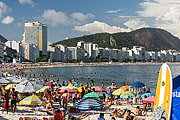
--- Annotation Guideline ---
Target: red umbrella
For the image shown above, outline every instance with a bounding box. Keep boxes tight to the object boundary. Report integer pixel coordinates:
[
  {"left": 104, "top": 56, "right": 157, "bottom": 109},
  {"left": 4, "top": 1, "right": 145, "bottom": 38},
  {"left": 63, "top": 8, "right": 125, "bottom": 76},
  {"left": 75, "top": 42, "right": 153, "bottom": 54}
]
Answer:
[
  {"left": 59, "top": 88, "right": 75, "bottom": 94},
  {"left": 142, "top": 96, "right": 155, "bottom": 103},
  {"left": 92, "top": 86, "right": 105, "bottom": 92},
  {"left": 105, "top": 86, "right": 118, "bottom": 90}
]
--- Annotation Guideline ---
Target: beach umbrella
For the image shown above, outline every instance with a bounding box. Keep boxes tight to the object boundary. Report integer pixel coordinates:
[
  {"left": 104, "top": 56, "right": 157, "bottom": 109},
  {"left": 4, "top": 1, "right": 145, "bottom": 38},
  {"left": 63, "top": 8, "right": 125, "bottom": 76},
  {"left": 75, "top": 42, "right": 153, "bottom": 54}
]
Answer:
[
  {"left": 78, "top": 86, "right": 85, "bottom": 92},
  {"left": 120, "top": 91, "right": 136, "bottom": 98},
  {"left": 15, "top": 80, "right": 48, "bottom": 93},
  {"left": 83, "top": 92, "right": 103, "bottom": 99},
  {"left": 5, "top": 84, "right": 16, "bottom": 90},
  {"left": 112, "top": 89, "right": 125, "bottom": 95},
  {"left": 120, "top": 86, "right": 130, "bottom": 91},
  {"left": 141, "top": 93, "right": 155, "bottom": 99},
  {"left": 142, "top": 96, "right": 155, "bottom": 103},
  {"left": 67, "top": 86, "right": 78, "bottom": 90},
  {"left": 91, "top": 86, "right": 105, "bottom": 92},
  {"left": 46, "top": 82, "right": 55, "bottom": 86},
  {"left": 59, "top": 86, "right": 66, "bottom": 90},
  {"left": 131, "top": 82, "right": 145, "bottom": 87},
  {"left": 36, "top": 86, "right": 50, "bottom": 93},
  {"left": 76, "top": 97, "right": 104, "bottom": 110},
  {"left": 59, "top": 88, "right": 75, "bottom": 94},
  {"left": 19, "top": 95, "right": 46, "bottom": 105},
  {"left": 0, "top": 77, "right": 15, "bottom": 84},
  {"left": 105, "top": 86, "right": 118, "bottom": 90},
  {"left": 6, "top": 76, "right": 27, "bottom": 83}
]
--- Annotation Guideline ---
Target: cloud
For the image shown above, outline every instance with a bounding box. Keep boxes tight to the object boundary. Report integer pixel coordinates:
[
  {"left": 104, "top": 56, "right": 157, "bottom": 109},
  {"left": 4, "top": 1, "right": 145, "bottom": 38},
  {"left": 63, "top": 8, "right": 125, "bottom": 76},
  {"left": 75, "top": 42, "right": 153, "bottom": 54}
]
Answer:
[
  {"left": 74, "top": 21, "right": 131, "bottom": 34},
  {"left": 124, "top": 18, "right": 149, "bottom": 30},
  {"left": 36, "top": 9, "right": 95, "bottom": 26},
  {"left": 71, "top": 12, "right": 94, "bottom": 22},
  {"left": 0, "top": 1, "right": 11, "bottom": 18},
  {"left": 1, "top": 16, "right": 14, "bottom": 24},
  {"left": 105, "top": 9, "right": 121, "bottom": 13},
  {"left": 118, "top": 16, "right": 136, "bottom": 18},
  {"left": 17, "top": 22, "right": 22, "bottom": 27},
  {"left": 18, "top": 0, "right": 34, "bottom": 7},
  {"left": 137, "top": 0, "right": 180, "bottom": 38}
]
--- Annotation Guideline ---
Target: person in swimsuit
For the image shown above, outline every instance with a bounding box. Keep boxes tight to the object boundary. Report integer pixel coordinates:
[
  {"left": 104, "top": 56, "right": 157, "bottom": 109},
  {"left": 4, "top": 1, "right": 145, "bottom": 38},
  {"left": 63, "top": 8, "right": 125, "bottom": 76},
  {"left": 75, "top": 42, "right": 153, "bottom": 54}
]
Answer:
[
  {"left": 10, "top": 88, "right": 17, "bottom": 113},
  {"left": 2, "top": 90, "right": 10, "bottom": 114}
]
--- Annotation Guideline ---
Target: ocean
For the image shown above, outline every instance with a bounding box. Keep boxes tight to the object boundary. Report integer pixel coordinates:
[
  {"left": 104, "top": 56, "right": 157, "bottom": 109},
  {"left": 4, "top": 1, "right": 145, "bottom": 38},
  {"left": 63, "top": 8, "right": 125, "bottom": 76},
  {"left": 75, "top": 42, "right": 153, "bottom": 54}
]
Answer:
[{"left": 24, "top": 64, "right": 180, "bottom": 94}]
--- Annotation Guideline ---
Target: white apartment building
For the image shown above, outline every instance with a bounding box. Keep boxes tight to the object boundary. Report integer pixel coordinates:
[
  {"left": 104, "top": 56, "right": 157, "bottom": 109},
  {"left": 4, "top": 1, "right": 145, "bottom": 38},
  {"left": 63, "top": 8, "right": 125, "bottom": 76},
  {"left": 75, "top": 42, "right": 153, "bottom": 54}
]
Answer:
[
  {"left": 84, "top": 43, "right": 94, "bottom": 58},
  {"left": 56, "top": 44, "right": 68, "bottom": 60},
  {"left": 67, "top": 47, "right": 85, "bottom": 60},
  {"left": 132, "top": 46, "right": 146, "bottom": 61},
  {"left": 5, "top": 40, "right": 22, "bottom": 57}
]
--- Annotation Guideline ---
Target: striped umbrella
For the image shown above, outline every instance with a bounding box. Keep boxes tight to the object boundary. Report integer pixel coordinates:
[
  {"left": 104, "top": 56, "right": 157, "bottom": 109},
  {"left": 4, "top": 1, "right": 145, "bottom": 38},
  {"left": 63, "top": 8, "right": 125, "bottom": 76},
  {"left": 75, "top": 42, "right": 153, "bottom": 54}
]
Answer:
[
  {"left": 36, "top": 86, "right": 50, "bottom": 93},
  {"left": 76, "top": 97, "right": 104, "bottom": 110},
  {"left": 141, "top": 93, "right": 155, "bottom": 99},
  {"left": 19, "top": 95, "right": 46, "bottom": 105},
  {"left": 59, "top": 88, "right": 75, "bottom": 94},
  {"left": 67, "top": 86, "right": 78, "bottom": 90},
  {"left": 142, "top": 96, "right": 155, "bottom": 103},
  {"left": 91, "top": 86, "right": 105, "bottom": 92},
  {"left": 120, "top": 86, "right": 130, "bottom": 91}
]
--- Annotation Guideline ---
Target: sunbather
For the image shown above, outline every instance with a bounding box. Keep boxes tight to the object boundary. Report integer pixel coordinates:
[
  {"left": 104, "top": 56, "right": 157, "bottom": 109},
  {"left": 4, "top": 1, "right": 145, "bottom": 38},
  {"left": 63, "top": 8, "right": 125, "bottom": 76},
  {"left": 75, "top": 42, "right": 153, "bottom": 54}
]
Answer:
[
  {"left": 112, "top": 108, "right": 126, "bottom": 118},
  {"left": 65, "top": 113, "right": 88, "bottom": 120}
]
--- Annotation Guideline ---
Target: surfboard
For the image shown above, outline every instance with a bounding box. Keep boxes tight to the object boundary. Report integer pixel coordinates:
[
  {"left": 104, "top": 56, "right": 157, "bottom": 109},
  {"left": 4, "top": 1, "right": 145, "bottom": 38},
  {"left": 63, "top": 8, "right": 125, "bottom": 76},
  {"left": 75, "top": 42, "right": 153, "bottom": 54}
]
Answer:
[{"left": 153, "top": 63, "right": 173, "bottom": 120}]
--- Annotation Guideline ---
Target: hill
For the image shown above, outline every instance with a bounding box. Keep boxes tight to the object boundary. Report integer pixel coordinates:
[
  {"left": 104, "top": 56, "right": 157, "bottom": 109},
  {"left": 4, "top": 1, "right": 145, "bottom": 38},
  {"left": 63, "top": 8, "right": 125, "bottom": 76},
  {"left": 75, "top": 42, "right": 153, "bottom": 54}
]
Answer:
[{"left": 52, "top": 28, "right": 180, "bottom": 51}]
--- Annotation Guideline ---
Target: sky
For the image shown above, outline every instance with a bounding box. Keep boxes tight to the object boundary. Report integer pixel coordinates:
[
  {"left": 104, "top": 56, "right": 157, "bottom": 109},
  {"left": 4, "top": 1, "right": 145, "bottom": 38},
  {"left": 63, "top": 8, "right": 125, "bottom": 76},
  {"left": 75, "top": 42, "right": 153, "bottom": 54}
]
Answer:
[{"left": 0, "top": 0, "right": 180, "bottom": 43}]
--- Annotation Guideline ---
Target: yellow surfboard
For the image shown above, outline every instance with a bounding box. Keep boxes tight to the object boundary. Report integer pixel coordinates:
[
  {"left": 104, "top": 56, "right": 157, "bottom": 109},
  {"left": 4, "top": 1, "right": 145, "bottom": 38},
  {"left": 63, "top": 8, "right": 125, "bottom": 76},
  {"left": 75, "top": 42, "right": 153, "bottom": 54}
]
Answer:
[{"left": 153, "top": 63, "right": 173, "bottom": 120}]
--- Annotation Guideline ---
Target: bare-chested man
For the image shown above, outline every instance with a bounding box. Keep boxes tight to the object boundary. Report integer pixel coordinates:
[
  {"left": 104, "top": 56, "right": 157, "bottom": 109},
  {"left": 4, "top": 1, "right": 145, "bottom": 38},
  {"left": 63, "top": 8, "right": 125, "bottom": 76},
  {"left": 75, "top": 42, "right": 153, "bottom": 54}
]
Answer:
[{"left": 10, "top": 88, "right": 17, "bottom": 113}]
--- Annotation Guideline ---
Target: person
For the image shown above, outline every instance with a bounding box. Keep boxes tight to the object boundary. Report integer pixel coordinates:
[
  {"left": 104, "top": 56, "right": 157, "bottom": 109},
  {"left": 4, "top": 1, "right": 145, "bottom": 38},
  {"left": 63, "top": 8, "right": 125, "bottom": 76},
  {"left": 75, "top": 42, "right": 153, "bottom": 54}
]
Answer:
[
  {"left": 143, "top": 96, "right": 147, "bottom": 115},
  {"left": 98, "top": 113, "right": 105, "bottom": 120},
  {"left": 101, "top": 83, "right": 104, "bottom": 89},
  {"left": 112, "top": 82, "right": 114, "bottom": 86},
  {"left": 65, "top": 113, "right": 88, "bottom": 120},
  {"left": 81, "top": 87, "right": 85, "bottom": 98},
  {"left": 123, "top": 110, "right": 133, "bottom": 120},
  {"left": 10, "top": 88, "right": 17, "bottom": 113},
  {"left": 46, "top": 101, "right": 55, "bottom": 114},
  {"left": 123, "top": 82, "right": 125, "bottom": 86},
  {"left": 135, "top": 106, "right": 142, "bottom": 116},
  {"left": 146, "top": 88, "right": 151, "bottom": 93},
  {"left": 2, "top": 90, "right": 10, "bottom": 114},
  {"left": 106, "top": 87, "right": 111, "bottom": 97},
  {"left": 112, "top": 117, "right": 116, "bottom": 120},
  {"left": 112, "top": 108, "right": 126, "bottom": 118},
  {"left": 62, "top": 90, "right": 68, "bottom": 109}
]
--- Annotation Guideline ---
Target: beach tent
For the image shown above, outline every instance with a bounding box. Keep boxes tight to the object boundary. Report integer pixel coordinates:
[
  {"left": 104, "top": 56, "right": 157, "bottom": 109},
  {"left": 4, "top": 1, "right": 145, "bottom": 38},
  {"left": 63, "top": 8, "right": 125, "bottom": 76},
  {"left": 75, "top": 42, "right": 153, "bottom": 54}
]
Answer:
[
  {"left": 83, "top": 92, "right": 103, "bottom": 99},
  {"left": 141, "top": 93, "right": 155, "bottom": 99},
  {"left": 19, "top": 95, "right": 46, "bottom": 105},
  {"left": 75, "top": 97, "right": 104, "bottom": 110}
]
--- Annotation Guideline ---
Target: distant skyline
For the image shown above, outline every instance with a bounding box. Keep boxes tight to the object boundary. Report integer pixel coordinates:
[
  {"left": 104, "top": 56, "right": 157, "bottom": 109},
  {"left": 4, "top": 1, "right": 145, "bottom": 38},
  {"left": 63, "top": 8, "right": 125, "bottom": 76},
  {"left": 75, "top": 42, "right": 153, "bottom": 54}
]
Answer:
[{"left": 0, "top": 0, "right": 180, "bottom": 43}]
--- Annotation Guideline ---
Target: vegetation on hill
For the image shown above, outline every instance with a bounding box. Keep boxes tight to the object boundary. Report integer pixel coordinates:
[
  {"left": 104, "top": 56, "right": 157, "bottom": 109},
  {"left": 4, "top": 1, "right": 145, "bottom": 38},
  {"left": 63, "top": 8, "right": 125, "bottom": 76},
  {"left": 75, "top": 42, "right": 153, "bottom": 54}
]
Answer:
[{"left": 52, "top": 28, "right": 180, "bottom": 51}]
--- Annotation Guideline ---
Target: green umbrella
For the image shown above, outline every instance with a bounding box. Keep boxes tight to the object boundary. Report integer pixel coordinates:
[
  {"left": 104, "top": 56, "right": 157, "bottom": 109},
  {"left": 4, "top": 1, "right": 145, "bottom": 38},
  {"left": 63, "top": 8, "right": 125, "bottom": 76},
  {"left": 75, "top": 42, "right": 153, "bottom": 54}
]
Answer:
[{"left": 83, "top": 92, "right": 103, "bottom": 99}]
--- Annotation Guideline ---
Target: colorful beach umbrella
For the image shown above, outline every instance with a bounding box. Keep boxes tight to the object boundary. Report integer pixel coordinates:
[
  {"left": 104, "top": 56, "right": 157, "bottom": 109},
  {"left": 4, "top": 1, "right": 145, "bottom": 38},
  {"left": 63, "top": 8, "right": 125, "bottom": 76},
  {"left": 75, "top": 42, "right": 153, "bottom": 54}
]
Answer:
[
  {"left": 120, "top": 91, "right": 136, "bottom": 98},
  {"left": 67, "top": 86, "right": 78, "bottom": 90},
  {"left": 19, "top": 95, "right": 46, "bottom": 105},
  {"left": 59, "top": 88, "right": 75, "bottom": 94},
  {"left": 91, "top": 86, "right": 105, "bottom": 92},
  {"left": 46, "top": 82, "right": 55, "bottom": 86},
  {"left": 112, "top": 89, "right": 125, "bottom": 95},
  {"left": 131, "top": 82, "right": 145, "bottom": 87},
  {"left": 142, "top": 96, "right": 155, "bottom": 103},
  {"left": 105, "top": 86, "right": 118, "bottom": 90},
  {"left": 5, "top": 84, "right": 16, "bottom": 90},
  {"left": 120, "top": 86, "right": 130, "bottom": 91},
  {"left": 76, "top": 97, "right": 104, "bottom": 110},
  {"left": 83, "top": 92, "right": 103, "bottom": 99},
  {"left": 36, "top": 86, "right": 50, "bottom": 93},
  {"left": 141, "top": 93, "right": 155, "bottom": 99},
  {"left": 77, "top": 86, "right": 85, "bottom": 92},
  {"left": 59, "top": 86, "right": 66, "bottom": 90}
]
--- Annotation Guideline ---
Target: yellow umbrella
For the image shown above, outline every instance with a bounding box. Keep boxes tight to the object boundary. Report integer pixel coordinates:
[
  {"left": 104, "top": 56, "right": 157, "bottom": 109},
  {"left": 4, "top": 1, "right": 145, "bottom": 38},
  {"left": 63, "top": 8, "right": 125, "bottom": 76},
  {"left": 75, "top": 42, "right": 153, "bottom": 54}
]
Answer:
[
  {"left": 5, "top": 84, "right": 16, "bottom": 90},
  {"left": 112, "top": 88, "right": 125, "bottom": 95},
  {"left": 36, "top": 86, "right": 50, "bottom": 93},
  {"left": 19, "top": 95, "right": 46, "bottom": 105},
  {"left": 78, "top": 86, "right": 85, "bottom": 92},
  {"left": 67, "top": 86, "right": 77, "bottom": 90}
]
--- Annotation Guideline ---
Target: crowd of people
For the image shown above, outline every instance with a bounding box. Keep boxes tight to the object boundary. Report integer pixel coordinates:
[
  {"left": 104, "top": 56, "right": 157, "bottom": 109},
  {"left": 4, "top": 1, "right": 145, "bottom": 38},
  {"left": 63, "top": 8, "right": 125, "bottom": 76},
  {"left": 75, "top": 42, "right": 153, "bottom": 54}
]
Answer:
[{"left": 0, "top": 67, "right": 152, "bottom": 120}]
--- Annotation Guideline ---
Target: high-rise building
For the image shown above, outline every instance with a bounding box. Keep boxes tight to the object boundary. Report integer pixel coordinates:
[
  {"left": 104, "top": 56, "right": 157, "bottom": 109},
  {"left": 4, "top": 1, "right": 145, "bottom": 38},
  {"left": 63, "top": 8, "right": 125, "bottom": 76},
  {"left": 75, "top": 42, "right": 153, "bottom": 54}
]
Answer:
[
  {"left": 24, "top": 21, "right": 47, "bottom": 56},
  {"left": 0, "top": 41, "right": 4, "bottom": 62}
]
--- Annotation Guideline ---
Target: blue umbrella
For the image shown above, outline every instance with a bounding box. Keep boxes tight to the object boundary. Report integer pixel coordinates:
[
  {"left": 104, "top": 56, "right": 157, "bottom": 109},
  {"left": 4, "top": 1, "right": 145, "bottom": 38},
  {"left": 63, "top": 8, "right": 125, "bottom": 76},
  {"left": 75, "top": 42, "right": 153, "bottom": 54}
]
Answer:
[
  {"left": 171, "top": 86, "right": 180, "bottom": 120},
  {"left": 173, "top": 75, "right": 180, "bottom": 89},
  {"left": 131, "top": 82, "right": 145, "bottom": 87},
  {"left": 75, "top": 97, "right": 104, "bottom": 110},
  {"left": 141, "top": 93, "right": 155, "bottom": 99}
]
